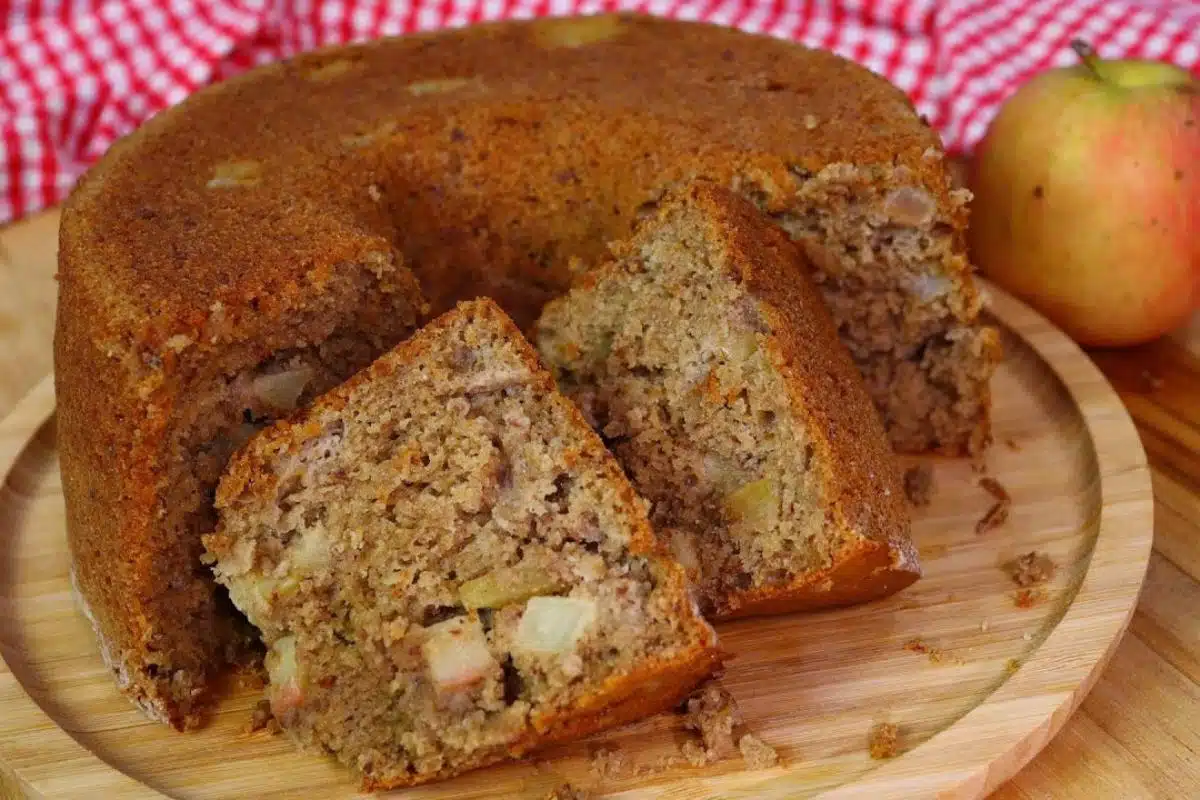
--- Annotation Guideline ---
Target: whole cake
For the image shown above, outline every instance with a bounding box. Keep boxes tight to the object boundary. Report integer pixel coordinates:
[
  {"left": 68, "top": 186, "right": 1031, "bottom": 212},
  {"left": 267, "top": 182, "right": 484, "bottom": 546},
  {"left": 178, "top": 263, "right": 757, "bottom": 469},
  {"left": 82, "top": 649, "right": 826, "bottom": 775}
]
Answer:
[
  {"left": 55, "top": 13, "right": 999, "bottom": 727},
  {"left": 537, "top": 182, "right": 917, "bottom": 617},
  {"left": 206, "top": 299, "right": 719, "bottom": 788}
]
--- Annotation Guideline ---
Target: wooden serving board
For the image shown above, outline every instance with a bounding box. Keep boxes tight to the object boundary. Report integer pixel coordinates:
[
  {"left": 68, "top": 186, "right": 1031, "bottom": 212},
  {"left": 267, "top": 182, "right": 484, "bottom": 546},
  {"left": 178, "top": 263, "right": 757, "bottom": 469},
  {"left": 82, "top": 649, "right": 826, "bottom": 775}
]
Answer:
[{"left": 0, "top": 285, "right": 1153, "bottom": 800}]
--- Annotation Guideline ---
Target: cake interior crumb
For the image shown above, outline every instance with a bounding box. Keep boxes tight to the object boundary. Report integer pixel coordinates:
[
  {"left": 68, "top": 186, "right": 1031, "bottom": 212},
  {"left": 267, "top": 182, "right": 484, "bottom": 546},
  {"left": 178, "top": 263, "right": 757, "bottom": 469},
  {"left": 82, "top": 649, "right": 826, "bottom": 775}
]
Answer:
[{"left": 536, "top": 203, "right": 836, "bottom": 611}]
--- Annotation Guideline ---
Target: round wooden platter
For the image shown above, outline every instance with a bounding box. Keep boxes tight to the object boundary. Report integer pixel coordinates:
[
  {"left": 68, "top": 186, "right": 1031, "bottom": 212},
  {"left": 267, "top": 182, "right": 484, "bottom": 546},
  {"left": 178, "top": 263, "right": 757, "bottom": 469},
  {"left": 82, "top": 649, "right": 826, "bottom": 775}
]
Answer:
[{"left": 0, "top": 285, "right": 1153, "bottom": 800}]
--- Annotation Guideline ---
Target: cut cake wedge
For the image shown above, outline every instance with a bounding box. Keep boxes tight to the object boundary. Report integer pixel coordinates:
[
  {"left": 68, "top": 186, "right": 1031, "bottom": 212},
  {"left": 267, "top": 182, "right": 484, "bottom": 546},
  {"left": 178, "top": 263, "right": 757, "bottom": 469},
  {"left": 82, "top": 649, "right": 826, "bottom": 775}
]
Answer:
[
  {"left": 205, "top": 299, "right": 719, "bottom": 789},
  {"left": 536, "top": 182, "right": 919, "bottom": 619}
]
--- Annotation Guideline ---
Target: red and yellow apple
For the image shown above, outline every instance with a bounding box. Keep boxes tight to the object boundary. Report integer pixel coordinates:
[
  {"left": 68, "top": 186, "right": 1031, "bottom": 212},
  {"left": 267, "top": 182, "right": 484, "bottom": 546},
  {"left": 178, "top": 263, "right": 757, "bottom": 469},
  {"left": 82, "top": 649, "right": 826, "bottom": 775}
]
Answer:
[{"left": 968, "top": 41, "right": 1199, "bottom": 347}]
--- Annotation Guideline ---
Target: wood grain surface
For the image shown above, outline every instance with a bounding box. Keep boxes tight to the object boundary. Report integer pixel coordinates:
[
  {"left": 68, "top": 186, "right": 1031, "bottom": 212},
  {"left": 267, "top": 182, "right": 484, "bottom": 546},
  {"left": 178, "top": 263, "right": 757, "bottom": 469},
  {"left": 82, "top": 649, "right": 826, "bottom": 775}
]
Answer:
[{"left": 0, "top": 210, "right": 1180, "bottom": 799}]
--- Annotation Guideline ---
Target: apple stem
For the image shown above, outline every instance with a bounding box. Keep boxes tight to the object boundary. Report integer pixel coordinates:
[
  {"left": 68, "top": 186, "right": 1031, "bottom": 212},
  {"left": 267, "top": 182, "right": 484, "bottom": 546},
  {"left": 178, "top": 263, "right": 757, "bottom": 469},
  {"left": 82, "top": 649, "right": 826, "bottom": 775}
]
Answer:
[{"left": 1071, "top": 39, "right": 1105, "bottom": 82}]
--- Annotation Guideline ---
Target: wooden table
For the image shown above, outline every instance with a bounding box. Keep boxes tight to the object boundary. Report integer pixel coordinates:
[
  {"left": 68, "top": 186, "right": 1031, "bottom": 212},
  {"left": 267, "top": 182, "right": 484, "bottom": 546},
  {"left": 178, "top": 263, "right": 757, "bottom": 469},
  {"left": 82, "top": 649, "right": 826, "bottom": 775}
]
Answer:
[{"left": 1, "top": 209, "right": 1196, "bottom": 798}]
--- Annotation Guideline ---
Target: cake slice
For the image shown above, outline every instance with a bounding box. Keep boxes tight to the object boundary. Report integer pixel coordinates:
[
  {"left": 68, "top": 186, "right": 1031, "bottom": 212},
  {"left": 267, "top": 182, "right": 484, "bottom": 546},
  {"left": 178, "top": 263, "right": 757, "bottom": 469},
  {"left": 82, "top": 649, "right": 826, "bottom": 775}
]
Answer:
[
  {"left": 204, "top": 299, "right": 719, "bottom": 789},
  {"left": 535, "top": 182, "right": 918, "bottom": 619}
]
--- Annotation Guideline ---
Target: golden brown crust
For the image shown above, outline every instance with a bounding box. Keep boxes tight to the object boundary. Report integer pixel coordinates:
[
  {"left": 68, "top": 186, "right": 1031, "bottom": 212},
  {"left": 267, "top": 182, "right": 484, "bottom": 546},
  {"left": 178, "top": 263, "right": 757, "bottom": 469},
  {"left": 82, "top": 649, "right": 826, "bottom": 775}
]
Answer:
[
  {"left": 60, "top": 13, "right": 950, "bottom": 342},
  {"left": 57, "top": 13, "right": 977, "bottom": 726},
  {"left": 715, "top": 537, "right": 916, "bottom": 618}
]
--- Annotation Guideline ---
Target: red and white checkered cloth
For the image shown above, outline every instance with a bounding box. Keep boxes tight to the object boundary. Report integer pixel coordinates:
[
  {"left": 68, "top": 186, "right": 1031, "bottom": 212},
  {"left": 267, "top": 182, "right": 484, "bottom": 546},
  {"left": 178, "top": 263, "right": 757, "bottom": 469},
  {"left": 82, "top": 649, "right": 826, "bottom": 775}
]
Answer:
[{"left": 2, "top": 0, "right": 1199, "bottom": 224}]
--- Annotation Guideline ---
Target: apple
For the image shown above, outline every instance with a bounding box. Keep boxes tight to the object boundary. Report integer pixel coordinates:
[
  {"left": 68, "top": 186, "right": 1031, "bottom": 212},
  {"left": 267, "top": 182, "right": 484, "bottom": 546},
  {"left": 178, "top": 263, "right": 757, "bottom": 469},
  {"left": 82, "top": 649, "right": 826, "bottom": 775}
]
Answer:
[{"left": 968, "top": 40, "right": 1199, "bottom": 347}]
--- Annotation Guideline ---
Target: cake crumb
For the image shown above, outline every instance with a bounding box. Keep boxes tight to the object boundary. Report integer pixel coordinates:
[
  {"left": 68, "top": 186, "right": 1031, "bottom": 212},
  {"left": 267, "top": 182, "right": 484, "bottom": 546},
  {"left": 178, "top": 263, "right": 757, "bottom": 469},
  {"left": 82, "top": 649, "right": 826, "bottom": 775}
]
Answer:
[
  {"left": 975, "top": 477, "right": 1012, "bottom": 534},
  {"left": 683, "top": 682, "right": 742, "bottom": 760},
  {"left": 868, "top": 722, "right": 899, "bottom": 760},
  {"left": 738, "top": 733, "right": 780, "bottom": 769},
  {"left": 681, "top": 739, "right": 712, "bottom": 767},
  {"left": 903, "top": 463, "right": 935, "bottom": 507},
  {"left": 1022, "top": 632, "right": 1033, "bottom": 641},
  {"left": 649, "top": 753, "right": 688, "bottom": 773},
  {"left": 803, "top": 113, "right": 819, "bottom": 130},
  {"left": 589, "top": 746, "right": 630, "bottom": 780},
  {"left": 979, "top": 619, "right": 990, "bottom": 633},
  {"left": 545, "top": 783, "right": 591, "bottom": 800},
  {"left": 903, "top": 637, "right": 963, "bottom": 665},
  {"left": 243, "top": 699, "right": 280, "bottom": 735},
  {"left": 1005, "top": 658, "right": 1022, "bottom": 674},
  {"left": 1013, "top": 587, "right": 1047, "bottom": 609},
  {"left": 1003, "top": 551, "right": 1056, "bottom": 587}
]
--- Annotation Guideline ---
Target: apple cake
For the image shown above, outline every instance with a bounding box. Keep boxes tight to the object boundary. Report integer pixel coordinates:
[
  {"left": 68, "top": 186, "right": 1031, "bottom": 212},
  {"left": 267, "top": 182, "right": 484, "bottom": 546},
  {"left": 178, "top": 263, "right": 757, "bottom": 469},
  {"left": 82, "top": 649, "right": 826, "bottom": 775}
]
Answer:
[{"left": 56, "top": 13, "right": 996, "bottom": 727}]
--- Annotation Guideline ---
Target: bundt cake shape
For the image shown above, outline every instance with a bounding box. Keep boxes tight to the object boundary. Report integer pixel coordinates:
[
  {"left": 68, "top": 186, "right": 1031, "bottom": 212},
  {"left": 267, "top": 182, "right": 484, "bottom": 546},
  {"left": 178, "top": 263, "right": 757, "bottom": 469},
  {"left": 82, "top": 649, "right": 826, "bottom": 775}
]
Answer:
[{"left": 55, "top": 13, "right": 998, "bottom": 728}]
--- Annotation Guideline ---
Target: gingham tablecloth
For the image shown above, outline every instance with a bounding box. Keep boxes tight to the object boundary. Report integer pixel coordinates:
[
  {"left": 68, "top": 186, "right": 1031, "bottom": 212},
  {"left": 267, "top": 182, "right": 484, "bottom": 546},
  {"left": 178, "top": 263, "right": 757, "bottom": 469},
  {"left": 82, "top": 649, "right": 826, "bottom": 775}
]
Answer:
[{"left": 2, "top": 0, "right": 1198, "bottom": 224}]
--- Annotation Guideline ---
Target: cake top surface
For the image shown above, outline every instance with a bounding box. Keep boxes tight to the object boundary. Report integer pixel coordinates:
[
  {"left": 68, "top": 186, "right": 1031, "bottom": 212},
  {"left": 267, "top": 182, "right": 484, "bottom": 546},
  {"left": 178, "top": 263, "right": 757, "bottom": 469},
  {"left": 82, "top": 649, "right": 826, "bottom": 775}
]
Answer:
[{"left": 59, "top": 13, "right": 941, "bottom": 351}]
